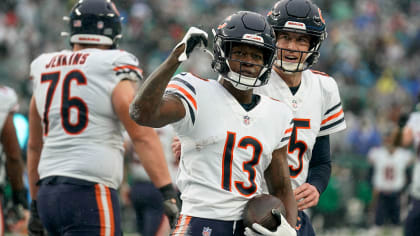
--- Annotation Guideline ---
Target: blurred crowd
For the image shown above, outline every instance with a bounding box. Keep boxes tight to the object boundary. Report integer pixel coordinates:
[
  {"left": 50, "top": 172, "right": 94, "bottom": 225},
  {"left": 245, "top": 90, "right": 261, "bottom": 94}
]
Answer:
[{"left": 0, "top": 0, "right": 419, "bottom": 234}]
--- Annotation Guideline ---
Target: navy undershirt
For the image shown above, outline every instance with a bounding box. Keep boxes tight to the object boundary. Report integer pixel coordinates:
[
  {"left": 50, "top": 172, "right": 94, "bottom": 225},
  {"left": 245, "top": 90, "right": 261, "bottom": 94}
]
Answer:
[
  {"left": 240, "top": 94, "right": 260, "bottom": 111},
  {"left": 307, "top": 135, "right": 331, "bottom": 194},
  {"left": 290, "top": 83, "right": 301, "bottom": 95}
]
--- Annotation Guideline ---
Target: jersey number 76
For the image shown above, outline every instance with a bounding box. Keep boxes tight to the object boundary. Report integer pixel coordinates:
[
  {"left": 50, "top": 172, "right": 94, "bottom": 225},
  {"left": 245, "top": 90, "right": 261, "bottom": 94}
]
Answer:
[{"left": 41, "top": 70, "right": 88, "bottom": 136}]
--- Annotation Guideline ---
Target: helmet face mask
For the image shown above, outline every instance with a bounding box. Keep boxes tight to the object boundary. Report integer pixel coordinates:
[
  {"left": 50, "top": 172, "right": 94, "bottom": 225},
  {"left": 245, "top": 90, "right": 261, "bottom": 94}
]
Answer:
[
  {"left": 212, "top": 11, "right": 277, "bottom": 91},
  {"left": 65, "top": 0, "right": 123, "bottom": 48},
  {"left": 267, "top": 0, "right": 327, "bottom": 73}
]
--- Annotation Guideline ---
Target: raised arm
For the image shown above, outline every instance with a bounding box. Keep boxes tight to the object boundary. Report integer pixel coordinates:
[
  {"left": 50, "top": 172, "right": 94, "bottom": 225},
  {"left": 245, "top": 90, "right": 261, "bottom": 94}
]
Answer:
[
  {"left": 129, "top": 27, "right": 208, "bottom": 128},
  {"left": 129, "top": 45, "right": 185, "bottom": 128}
]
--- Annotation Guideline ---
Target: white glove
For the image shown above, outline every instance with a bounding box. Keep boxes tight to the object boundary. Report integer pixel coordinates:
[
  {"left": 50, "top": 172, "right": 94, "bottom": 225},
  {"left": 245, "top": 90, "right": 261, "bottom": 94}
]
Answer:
[
  {"left": 244, "top": 209, "right": 297, "bottom": 236},
  {"left": 174, "top": 26, "right": 208, "bottom": 62}
]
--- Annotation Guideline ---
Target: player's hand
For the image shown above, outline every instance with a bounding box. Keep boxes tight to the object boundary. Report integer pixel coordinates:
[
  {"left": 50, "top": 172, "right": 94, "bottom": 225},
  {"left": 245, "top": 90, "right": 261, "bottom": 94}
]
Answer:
[
  {"left": 244, "top": 209, "right": 297, "bottom": 236},
  {"left": 171, "top": 136, "right": 181, "bottom": 164},
  {"left": 159, "top": 184, "right": 181, "bottom": 229},
  {"left": 174, "top": 27, "right": 208, "bottom": 62},
  {"left": 294, "top": 183, "right": 320, "bottom": 211},
  {"left": 28, "top": 200, "right": 48, "bottom": 236}
]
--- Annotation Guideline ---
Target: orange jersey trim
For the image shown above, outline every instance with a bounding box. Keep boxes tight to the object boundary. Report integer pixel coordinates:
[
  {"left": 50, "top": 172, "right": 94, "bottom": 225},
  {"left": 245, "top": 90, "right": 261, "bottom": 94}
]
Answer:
[
  {"left": 113, "top": 65, "right": 143, "bottom": 75},
  {"left": 167, "top": 84, "right": 197, "bottom": 110},
  {"left": 321, "top": 109, "right": 343, "bottom": 125}
]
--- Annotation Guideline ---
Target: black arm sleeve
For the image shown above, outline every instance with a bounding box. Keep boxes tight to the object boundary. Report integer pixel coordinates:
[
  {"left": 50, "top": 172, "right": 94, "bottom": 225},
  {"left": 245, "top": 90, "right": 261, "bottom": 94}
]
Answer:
[{"left": 307, "top": 135, "right": 331, "bottom": 195}]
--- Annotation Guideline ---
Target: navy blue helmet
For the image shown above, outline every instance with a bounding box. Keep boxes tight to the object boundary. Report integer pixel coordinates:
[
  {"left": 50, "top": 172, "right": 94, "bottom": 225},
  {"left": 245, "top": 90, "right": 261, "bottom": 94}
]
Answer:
[
  {"left": 212, "top": 11, "right": 277, "bottom": 90},
  {"left": 267, "top": 0, "right": 327, "bottom": 72},
  {"left": 66, "top": 0, "right": 122, "bottom": 48}
]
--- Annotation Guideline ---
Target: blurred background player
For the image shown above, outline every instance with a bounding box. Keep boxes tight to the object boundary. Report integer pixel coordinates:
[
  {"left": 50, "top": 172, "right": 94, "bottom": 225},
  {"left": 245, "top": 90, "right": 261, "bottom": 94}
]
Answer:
[
  {"left": 0, "top": 85, "right": 28, "bottom": 235},
  {"left": 401, "top": 99, "right": 420, "bottom": 236},
  {"left": 258, "top": 1, "right": 347, "bottom": 235},
  {"left": 26, "top": 0, "right": 179, "bottom": 235},
  {"left": 121, "top": 125, "right": 179, "bottom": 236},
  {"left": 367, "top": 125, "right": 414, "bottom": 235},
  {"left": 130, "top": 11, "right": 298, "bottom": 236}
]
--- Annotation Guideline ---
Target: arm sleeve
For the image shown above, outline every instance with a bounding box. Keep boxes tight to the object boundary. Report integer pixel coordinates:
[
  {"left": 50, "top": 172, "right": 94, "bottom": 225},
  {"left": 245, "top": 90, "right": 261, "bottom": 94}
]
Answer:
[
  {"left": 307, "top": 135, "right": 331, "bottom": 195},
  {"left": 112, "top": 51, "right": 144, "bottom": 82},
  {"left": 166, "top": 74, "right": 198, "bottom": 133},
  {"left": 319, "top": 77, "right": 346, "bottom": 136}
]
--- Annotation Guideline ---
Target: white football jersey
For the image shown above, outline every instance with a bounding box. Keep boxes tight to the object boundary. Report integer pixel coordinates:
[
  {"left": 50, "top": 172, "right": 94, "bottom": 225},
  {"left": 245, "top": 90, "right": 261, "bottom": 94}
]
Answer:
[
  {"left": 255, "top": 69, "right": 346, "bottom": 189},
  {"left": 166, "top": 73, "right": 294, "bottom": 221},
  {"left": 368, "top": 146, "right": 413, "bottom": 192},
  {"left": 0, "top": 86, "right": 19, "bottom": 185},
  {"left": 406, "top": 112, "right": 420, "bottom": 198},
  {"left": 30, "top": 48, "right": 143, "bottom": 189}
]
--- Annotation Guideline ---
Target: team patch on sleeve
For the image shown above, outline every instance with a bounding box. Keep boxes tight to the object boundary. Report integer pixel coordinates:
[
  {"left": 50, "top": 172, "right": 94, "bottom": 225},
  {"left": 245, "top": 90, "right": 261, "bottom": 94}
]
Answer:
[
  {"left": 320, "top": 102, "right": 345, "bottom": 132},
  {"left": 166, "top": 77, "right": 197, "bottom": 125},
  {"left": 113, "top": 65, "right": 143, "bottom": 81}
]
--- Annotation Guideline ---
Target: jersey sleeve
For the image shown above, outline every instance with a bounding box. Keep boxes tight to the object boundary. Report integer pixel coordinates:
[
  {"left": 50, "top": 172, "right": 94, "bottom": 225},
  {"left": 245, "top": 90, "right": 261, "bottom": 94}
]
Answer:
[
  {"left": 319, "top": 76, "right": 346, "bottom": 136},
  {"left": 166, "top": 73, "right": 198, "bottom": 133},
  {"left": 0, "top": 86, "right": 19, "bottom": 132},
  {"left": 112, "top": 51, "right": 144, "bottom": 83},
  {"left": 29, "top": 54, "right": 45, "bottom": 92}
]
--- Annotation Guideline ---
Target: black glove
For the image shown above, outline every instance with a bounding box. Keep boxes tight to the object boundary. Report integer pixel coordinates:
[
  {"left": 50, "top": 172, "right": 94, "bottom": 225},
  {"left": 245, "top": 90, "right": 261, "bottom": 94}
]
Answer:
[
  {"left": 12, "top": 188, "right": 28, "bottom": 209},
  {"left": 28, "top": 200, "right": 48, "bottom": 236},
  {"left": 159, "top": 184, "right": 181, "bottom": 228}
]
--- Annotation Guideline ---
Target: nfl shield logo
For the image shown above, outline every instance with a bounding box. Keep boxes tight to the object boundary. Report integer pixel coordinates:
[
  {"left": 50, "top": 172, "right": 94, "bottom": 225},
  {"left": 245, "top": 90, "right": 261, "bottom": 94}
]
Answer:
[
  {"left": 243, "top": 115, "right": 251, "bottom": 125},
  {"left": 202, "top": 227, "right": 212, "bottom": 236}
]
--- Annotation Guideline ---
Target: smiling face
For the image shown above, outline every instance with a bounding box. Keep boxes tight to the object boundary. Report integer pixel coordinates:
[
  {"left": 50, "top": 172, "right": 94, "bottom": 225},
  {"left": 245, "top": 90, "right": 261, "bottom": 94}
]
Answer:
[
  {"left": 276, "top": 31, "right": 311, "bottom": 64},
  {"left": 228, "top": 43, "right": 265, "bottom": 78}
]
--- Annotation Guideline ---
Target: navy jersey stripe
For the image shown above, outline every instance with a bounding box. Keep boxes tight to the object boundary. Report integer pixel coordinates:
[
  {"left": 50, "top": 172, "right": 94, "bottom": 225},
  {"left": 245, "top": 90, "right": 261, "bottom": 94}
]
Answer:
[
  {"left": 281, "top": 136, "right": 290, "bottom": 142},
  {"left": 324, "top": 102, "right": 341, "bottom": 116},
  {"left": 320, "top": 117, "right": 345, "bottom": 131},
  {"left": 115, "top": 70, "right": 143, "bottom": 81},
  {"left": 173, "top": 92, "right": 196, "bottom": 125},
  {"left": 173, "top": 77, "right": 196, "bottom": 94}
]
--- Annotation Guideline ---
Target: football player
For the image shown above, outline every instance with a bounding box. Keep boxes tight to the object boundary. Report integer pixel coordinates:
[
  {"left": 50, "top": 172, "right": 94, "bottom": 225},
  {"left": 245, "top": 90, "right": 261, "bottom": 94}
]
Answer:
[
  {"left": 26, "top": 0, "right": 179, "bottom": 235},
  {"left": 252, "top": 0, "right": 347, "bottom": 235},
  {"left": 130, "top": 11, "right": 298, "bottom": 236},
  {"left": 368, "top": 126, "right": 413, "bottom": 234},
  {"left": 0, "top": 85, "right": 28, "bottom": 234},
  {"left": 401, "top": 107, "right": 420, "bottom": 236}
]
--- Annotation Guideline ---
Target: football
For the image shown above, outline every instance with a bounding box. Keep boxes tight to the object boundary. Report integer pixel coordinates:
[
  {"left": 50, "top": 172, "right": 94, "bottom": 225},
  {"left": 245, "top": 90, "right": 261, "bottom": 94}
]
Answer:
[{"left": 243, "top": 194, "right": 286, "bottom": 231}]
